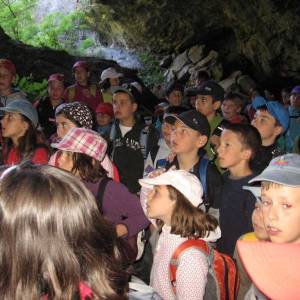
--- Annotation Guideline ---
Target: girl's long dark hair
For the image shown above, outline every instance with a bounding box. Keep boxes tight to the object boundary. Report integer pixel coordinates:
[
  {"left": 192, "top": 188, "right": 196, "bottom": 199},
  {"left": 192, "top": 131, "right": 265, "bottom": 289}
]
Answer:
[
  {"left": 3, "top": 115, "right": 48, "bottom": 162},
  {"left": 0, "top": 164, "right": 128, "bottom": 299}
]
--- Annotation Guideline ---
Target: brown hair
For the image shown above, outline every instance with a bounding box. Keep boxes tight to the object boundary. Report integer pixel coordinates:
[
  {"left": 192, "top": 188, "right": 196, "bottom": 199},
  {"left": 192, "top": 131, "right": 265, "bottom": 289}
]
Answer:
[
  {"left": 157, "top": 185, "right": 218, "bottom": 239},
  {"left": 0, "top": 163, "right": 128, "bottom": 299},
  {"left": 261, "top": 181, "right": 284, "bottom": 190},
  {"left": 69, "top": 152, "right": 107, "bottom": 182}
]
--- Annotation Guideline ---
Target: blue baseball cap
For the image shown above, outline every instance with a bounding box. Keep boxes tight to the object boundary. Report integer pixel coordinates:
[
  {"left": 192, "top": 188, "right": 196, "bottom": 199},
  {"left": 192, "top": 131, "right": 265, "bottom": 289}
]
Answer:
[
  {"left": 0, "top": 99, "right": 38, "bottom": 127},
  {"left": 252, "top": 96, "right": 289, "bottom": 133},
  {"left": 249, "top": 154, "right": 300, "bottom": 187}
]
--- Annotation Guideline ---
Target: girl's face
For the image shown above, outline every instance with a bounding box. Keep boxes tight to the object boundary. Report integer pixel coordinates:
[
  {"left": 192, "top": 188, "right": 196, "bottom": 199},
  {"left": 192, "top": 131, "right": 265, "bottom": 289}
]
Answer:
[
  {"left": 146, "top": 185, "right": 175, "bottom": 225},
  {"left": 1, "top": 112, "right": 28, "bottom": 141},
  {"left": 252, "top": 202, "right": 269, "bottom": 240},
  {"left": 56, "top": 114, "right": 77, "bottom": 139},
  {"left": 109, "top": 77, "right": 120, "bottom": 87},
  {"left": 57, "top": 151, "right": 74, "bottom": 173}
]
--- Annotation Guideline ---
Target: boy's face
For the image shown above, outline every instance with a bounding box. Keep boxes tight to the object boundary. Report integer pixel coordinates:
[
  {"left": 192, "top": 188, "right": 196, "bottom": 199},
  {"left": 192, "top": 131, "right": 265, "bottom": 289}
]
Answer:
[
  {"left": 96, "top": 113, "right": 112, "bottom": 127},
  {"left": 251, "top": 110, "right": 282, "bottom": 145},
  {"left": 221, "top": 100, "right": 240, "bottom": 120},
  {"left": 217, "top": 129, "right": 251, "bottom": 170},
  {"left": 0, "top": 67, "right": 15, "bottom": 95},
  {"left": 167, "top": 90, "right": 183, "bottom": 107},
  {"left": 112, "top": 92, "right": 137, "bottom": 122},
  {"left": 290, "top": 93, "right": 300, "bottom": 108},
  {"left": 74, "top": 67, "right": 89, "bottom": 86},
  {"left": 109, "top": 77, "right": 120, "bottom": 87},
  {"left": 195, "top": 95, "right": 220, "bottom": 118},
  {"left": 252, "top": 202, "right": 269, "bottom": 240},
  {"left": 48, "top": 81, "right": 64, "bottom": 102},
  {"left": 261, "top": 185, "right": 300, "bottom": 243},
  {"left": 170, "top": 120, "right": 207, "bottom": 155}
]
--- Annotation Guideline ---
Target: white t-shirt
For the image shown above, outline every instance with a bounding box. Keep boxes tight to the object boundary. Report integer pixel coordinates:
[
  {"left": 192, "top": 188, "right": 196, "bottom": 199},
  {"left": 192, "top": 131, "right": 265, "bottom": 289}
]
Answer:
[{"left": 119, "top": 124, "right": 132, "bottom": 137}]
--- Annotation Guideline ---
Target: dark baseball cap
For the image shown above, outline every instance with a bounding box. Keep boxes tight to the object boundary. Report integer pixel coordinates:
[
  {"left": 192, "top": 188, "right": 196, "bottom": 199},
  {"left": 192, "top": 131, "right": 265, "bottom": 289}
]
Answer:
[
  {"left": 165, "top": 110, "right": 210, "bottom": 137},
  {"left": 197, "top": 80, "right": 224, "bottom": 101}
]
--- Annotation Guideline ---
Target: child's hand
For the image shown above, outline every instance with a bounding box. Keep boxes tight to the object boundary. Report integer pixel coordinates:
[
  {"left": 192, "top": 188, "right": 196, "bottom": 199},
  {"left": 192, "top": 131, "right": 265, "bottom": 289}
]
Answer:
[
  {"left": 148, "top": 168, "right": 166, "bottom": 178},
  {"left": 167, "top": 152, "right": 176, "bottom": 163},
  {"left": 210, "top": 135, "right": 220, "bottom": 148}
]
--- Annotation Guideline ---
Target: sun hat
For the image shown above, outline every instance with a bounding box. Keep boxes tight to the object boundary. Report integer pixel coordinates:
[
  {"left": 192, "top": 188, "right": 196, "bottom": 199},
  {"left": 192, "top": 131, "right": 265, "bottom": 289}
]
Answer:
[
  {"left": 249, "top": 153, "right": 300, "bottom": 187},
  {"left": 51, "top": 127, "right": 107, "bottom": 162},
  {"left": 139, "top": 170, "right": 203, "bottom": 207},
  {"left": 48, "top": 73, "right": 64, "bottom": 83},
  {"left": 165, "top": 110, "right": 210, "bottom": 137},
  {"left": 95, "top": 103, "right": 114, "bottom": 117},
  {"left": 0, "top": 99, "right": 38, "bottom": 127},
  {"left": 197, "top": 80, "right": 224, "bottom": 101},
  {"left": 252, "top": 96, "right": 289, "bottom": 133},
  {"left": 55, "top": 102, "right": 94, "bottom": 129},
  {"left": 100, "top": 67, "right": 123, "bottom": 83},
  {"left": 0, "top": 59, "right": 16, "bottom": 75},
  {"left": 237, "top": 241, "right": 300, "bottom": 300}
]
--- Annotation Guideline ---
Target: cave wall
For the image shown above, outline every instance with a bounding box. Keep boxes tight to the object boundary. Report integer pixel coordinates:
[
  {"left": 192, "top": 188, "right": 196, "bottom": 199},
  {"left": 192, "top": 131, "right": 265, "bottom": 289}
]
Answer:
[{"left": 91, "top": 0, "right": 300, "bottom": 87}]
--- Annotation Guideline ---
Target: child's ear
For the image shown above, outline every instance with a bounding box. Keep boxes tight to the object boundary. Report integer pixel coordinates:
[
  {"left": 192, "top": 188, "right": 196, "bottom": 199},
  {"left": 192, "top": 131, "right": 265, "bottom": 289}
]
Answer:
[
  {"left": 241, "top": 148, "right": 252, "bottom": 161},
  {"left": 274, "top": 125, "right": 283, "bottom": 136},
  {"left": 213, "top": 100, "right": 221, "bottom": 111},
  {"left": 196, "top": 135, "right": 208, "bottom": 148},
  {"left": 132, "top": 102, "right": 138, "bottom": 113}
]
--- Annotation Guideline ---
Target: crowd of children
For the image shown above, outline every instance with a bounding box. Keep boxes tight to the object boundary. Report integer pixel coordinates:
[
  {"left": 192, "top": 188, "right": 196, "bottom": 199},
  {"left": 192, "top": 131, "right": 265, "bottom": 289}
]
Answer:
[{"left": 0, "top": 57, "right": 299, "bottom": 299}]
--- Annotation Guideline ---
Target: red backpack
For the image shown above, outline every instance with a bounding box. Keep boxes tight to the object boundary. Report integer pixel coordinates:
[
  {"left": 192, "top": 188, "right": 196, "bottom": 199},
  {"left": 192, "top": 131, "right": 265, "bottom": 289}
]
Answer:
[{"left": 169, "top": 239, "right": 240, "bottom": 300}]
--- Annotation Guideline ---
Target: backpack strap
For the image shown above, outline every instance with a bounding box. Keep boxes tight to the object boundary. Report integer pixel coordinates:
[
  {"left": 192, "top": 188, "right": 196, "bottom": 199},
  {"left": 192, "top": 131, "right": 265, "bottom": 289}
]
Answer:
[
  {"left": 198, "top": 156, "right": 210, "bottom": 210},
  {"left": 95, "top": 177, "right": 111, "bottom": 212},
  {"left": 169, "top": 239, "right": 210, "bottom": 295}
]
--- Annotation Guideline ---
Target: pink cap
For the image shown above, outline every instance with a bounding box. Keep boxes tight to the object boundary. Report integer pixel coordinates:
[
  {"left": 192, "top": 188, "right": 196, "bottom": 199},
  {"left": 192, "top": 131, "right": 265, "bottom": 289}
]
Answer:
[
  {"left": 48, "top": 73, "right": 64, "bottom": 83},
  {"left": 96, "top": 103, "right": 114, "bottom": 117},
  {"left": 0, "top": 59, "right": 16, "bottom": 75},
  {"left": 72, "top": 61, "right": 89, "bottom": 71},
  {"left": 237, "top": 241, "right": 300, "bottom": 300}
]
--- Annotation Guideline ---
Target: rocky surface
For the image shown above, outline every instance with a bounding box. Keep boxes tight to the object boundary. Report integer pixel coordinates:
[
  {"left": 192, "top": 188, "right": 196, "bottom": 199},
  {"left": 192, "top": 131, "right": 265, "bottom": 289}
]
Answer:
[
  {"left": 0, "top": 27, "right": 137, "bottom": 85},
  {"left": 90, "top": 0, "right": 300, "bottom": 90}
]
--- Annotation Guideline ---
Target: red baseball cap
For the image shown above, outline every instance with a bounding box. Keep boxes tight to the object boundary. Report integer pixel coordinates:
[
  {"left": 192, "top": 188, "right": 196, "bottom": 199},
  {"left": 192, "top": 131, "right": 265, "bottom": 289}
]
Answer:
[
  {"left": 72, "top": 61, "right": 89, "bottom": 71},
  {"left": 48, "top": 73, "right": 64, "bottom": 83},
  {"left": 96, "top": 103, "right": 114, "bottom": 117},
  {"left": 0, "top": 59, "right": 16, "bottom": 75}
]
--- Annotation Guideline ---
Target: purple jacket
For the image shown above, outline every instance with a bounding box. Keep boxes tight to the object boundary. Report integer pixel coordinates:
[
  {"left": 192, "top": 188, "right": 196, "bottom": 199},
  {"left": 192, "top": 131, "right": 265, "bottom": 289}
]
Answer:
[{"left": 84, "top": 179, "right": 150, "bottom": 238}]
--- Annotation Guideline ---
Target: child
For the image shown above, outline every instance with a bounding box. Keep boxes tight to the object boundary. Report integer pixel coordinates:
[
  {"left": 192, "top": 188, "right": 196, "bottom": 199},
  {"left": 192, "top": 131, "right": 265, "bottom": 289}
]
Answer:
[
  {"left": 144, "top": 106, "right": 188, "bottom": 176},
  {"left": 0, "top": 100, "right": 49, "bottom": 164},
  {"left": 50, "top": 101, "right": 119, "bottom": 182},
  {"left": 95, "top": 102, "right": 114, "bottom": 136},
  {"left": 286, "top": 85, "right": 300, "bottom": 152},
  {"left": 35, "top": 73, "right": 65, "bottom": 139},
  {"left": 64, "top": 60, "right": 103, "bottom": 111},
  {"left": 165, "top": 110, "right": 223, "bottom": 213},
  {"left": 221, "top": 92, "right": 248, "bottom": 124},
  {"left": 139, "top": 169, "right": 221, "bottom": 300},
  {"left": 234, "top": 187, "right": 269, "bottom": 300},
  {"left": 164, "top": 81, "right": 184, "bottom": 107},
  {"left": 99, "top": 67, "right": 123, "bottom": 103},
  {"left": 0, "top": 163, "right": 128, "bottom": 299},
  {"left": 195, "top": 80, "right": 225, "bottom": 159},
  {"left": 52, "top": 127, "right": 150, "bottom": 260},
  {"left": 0, "top": 58, "right": 26, "bottom": 106},
  {"left": 249, "top": 153, "right": 300, "bottom": 244},
  {"left": 216, "top": 123, "right": 262, "bottom": 256},
  {"left": 251, "top": 96, "right": 289, "bottom": 173},
  {"left": 110, "top": 84, "right": 159, "bottom": 193}
]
